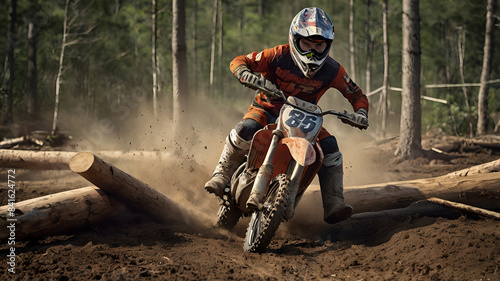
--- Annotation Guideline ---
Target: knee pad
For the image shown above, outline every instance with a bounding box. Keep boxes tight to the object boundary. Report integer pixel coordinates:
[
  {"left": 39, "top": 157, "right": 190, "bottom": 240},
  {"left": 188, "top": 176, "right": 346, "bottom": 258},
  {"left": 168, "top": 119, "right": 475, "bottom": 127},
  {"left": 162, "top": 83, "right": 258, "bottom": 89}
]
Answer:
[
  {"left": 323, "top": 151, "right": 343, "bottom": 168},
  {"left": 319, "top": 136, "right": 339, "bottom": 155},
  {"left": 229, "top": 129, "right": 251, "bottom": 151},
  {"left": 235, "top": 119, "right": 263, "bottom": 141}
]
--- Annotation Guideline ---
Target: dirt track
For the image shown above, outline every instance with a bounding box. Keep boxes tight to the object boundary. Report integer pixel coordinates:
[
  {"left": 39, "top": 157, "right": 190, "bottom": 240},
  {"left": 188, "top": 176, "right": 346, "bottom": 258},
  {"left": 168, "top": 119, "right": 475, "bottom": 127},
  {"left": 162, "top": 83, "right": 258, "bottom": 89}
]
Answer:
[
  {"left": 3, "top": 214, "right": 498, "bottom": 280},
  {"left": 1, "top": 136, "right": 499, "bottom": 280}
]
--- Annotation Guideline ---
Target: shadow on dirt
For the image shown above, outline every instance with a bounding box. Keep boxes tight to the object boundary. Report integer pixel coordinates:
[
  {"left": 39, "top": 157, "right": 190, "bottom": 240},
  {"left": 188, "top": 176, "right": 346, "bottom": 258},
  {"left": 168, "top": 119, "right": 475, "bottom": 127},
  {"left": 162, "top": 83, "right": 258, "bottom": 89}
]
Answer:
[{"left": 274, "top": 201, "right": 462, "bottom": 255}]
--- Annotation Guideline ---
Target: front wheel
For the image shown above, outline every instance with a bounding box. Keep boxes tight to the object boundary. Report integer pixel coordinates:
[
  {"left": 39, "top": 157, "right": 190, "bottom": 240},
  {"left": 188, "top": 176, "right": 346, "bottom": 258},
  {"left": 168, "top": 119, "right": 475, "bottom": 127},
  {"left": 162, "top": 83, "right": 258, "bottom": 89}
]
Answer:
[{"left": 243, "top": 174, "right": 289, "bottom": 253}]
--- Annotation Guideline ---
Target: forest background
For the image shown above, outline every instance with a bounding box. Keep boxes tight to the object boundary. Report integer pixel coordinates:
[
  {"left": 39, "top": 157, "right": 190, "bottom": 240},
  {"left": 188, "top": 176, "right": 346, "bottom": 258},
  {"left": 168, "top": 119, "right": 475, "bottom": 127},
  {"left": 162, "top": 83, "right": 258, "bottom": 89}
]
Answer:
[{"left": 0, "top": 0, "right": 498, "bottom": 146}]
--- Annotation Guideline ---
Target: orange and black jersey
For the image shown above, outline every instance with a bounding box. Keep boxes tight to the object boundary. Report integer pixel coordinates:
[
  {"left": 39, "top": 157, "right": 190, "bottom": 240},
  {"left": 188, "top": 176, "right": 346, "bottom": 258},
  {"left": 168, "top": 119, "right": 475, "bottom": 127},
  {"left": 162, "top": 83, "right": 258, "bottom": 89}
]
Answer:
[{"left": 230, "top": 44, "right": 369, "bottom": 116}]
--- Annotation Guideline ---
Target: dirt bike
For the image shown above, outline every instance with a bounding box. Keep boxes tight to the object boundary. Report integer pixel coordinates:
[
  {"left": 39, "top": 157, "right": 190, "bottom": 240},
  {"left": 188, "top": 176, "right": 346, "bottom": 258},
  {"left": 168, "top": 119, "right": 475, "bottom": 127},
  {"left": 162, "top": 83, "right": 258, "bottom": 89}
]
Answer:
[{"left": 216, "top": 76, "right": 368, "bottom": 253}]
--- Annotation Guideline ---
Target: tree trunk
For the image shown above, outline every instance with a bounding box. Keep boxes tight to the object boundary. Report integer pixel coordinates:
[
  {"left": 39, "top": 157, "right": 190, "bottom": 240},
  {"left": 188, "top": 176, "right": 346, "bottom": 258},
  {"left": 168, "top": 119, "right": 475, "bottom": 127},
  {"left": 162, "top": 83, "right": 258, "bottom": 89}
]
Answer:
[
  {"left": 152, "top": 0, "right": 158, "bottom": 117},
  {"left": 209, "top": 0, "right": 218, "bottom": 93},
  {"left": 238, "top": 3, "right": 246, "bottom": 54},
  {"left": 27, "top": 0, "right": 39, "bottom": 120},
  {"left": 172, "top": 0, "right": 189, "bottom": 133},
  {"left": 364, "top": 0, "right": 373, "bottom": 95},
  {"left": 349, "top": 0, "right": 356, "bottom": 81},
  {"left": 191, "top": 0, "right": 198, "bottom": 94},
  {"left": 397, "top": 0, "right": 422, "bottom": 158},
  {"left": 3, "top": 0, "right": 16, "bottom": 124},
  {"left": 457, "top": 26, "right": 474, "bottom": 138},
  {"left": 52, "top": 0, "right": 70, "bottom": 136},
  {"left": 69, "top": 152, "right": 201, "bottom": 231},
  {"left": 476, "top": 0, "right": 497, "bottom": 135},
  {"left": 379, "top": 0, "right": 390, "bottom": 139},
  {"left": 218, "top": 1, "right": 224, "bottom": 98},
  {"left": 0, "top": 186, "right": 124, "bottom": 242}
]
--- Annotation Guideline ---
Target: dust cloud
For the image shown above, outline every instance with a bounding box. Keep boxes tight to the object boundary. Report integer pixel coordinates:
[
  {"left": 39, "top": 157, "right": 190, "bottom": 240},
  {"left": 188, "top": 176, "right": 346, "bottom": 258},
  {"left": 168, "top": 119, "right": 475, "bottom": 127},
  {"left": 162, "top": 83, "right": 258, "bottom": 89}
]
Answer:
[
  {"left": 56, "top": 88, "right": 386, "bottom": 237},
  {"left": 53, "top": 93, "right": 243, "bottom": 232}
]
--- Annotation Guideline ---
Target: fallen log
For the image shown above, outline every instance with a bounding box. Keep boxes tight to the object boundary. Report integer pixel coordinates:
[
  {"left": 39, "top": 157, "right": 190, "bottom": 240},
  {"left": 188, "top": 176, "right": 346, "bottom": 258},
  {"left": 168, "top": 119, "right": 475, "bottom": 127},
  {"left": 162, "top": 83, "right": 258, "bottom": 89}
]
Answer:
[
  {"left": 0, "top": 149, "right": 175, "bottom": 170},
  {"left": 286, "top": 200, "right": 463, "bottom": 238},
  {"left": 69, "top": 152, "right": 201, "bottom": 231},
  {"left": 0, "top": 136, "right": 45, "bottom": 149},
  {"left": 471, "top": 141, "right": 500, "bottom": 150},
  {"left": 344, "top": 172, "right": 500, "bottom": 213},
  {"left": 0, "top": 137, "right": 27, "bottom": 149},
  {"left": 0, "top": 150, "right": 76, "bottom": 169},
  {"left": 427, "top": 197, "right": 500, "bottom": 220},
  {"left": 0, "top": 186, "right": 124, "bottom": 242},
  {"left": 292, "top": 171, "right": 500, "bottom": 226},
  {"left": 445, "top": 158, "right": 500, "bottom": 176},
  {"left": 0, "top": 177, "right": 91, "bottom": 206}
]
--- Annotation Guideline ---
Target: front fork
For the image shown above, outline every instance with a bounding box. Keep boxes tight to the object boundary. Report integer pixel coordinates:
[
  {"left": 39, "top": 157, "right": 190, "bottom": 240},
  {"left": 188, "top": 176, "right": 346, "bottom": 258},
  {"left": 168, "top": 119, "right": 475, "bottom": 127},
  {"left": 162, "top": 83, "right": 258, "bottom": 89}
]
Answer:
[
  {"left": 246, "top": 129, "right": 283, "bottom": 210},
  {"left": 246, "top": 128, "right": 304, "bottom": 219},
  {"left": 284, "top": 161, "right": 305, "bottom": 220}
]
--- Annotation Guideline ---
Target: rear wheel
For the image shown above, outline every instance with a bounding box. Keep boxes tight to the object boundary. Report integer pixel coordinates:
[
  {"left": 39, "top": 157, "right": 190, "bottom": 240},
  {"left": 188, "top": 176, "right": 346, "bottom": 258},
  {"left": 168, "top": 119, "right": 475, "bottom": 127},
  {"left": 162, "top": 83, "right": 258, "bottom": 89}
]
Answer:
[
  {"left": 216, "top": 203, "right": 242, "bottom": 229},
  {"left": 243, "top": 174, "right": 289, "bottom": 253},
  {"left": 216, "top": 164, "right": 246, "bottom": 229}
]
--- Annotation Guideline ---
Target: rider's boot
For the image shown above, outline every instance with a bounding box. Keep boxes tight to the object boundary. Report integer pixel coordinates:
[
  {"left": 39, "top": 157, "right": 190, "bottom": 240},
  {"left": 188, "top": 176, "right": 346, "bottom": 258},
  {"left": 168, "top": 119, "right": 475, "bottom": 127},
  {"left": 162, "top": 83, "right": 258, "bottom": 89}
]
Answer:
[
  {"left": 318, "top": 151, "right": 353, "bottom": 224},
  {"left": 204, "top": 129, "right": 250, "bottom": 198}
]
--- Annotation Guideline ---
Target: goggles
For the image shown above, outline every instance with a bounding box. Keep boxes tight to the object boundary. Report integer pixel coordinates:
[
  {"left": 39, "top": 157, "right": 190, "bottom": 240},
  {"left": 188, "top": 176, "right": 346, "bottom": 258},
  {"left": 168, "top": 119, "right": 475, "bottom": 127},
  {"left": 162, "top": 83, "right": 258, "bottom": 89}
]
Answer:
[{"left": 296, "top": 38, "right": 330, "bottom": 60}]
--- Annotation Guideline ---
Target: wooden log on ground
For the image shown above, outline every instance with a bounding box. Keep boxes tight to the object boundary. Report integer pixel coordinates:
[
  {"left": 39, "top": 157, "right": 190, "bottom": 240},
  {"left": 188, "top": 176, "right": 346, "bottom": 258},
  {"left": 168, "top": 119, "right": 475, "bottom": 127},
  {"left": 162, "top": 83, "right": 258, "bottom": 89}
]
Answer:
[
  {"left": 69, "top": 152, "right": 201, "bottom": 231},
  {"left": 427, "top": 197, "right": 500, "bottom": 220},
  {"left": 0, "top": 149, "right": 76, "bottom": 169},
  {"left": 292, "top": 171, "right": 500, "bottom": 226},
  {"left": 343, "top": 172, "right": 500, "bottom": 213},
  {"left": 0, "top": 149, "right": 175, "bottom": 170},
  {"left": 0, "top": 177, "right": 91, "bottom": 206},
  {"left": 0, "top": 137, "right": 27, "bottom": 149},
  {"left": 445, "top": 158, "right": 500, "bottom": 176},
  {"left": 0, "top": 186, "right": 124, "bottom": 242},
  {"left": 287, "top": 200, "right": 463, "bottom": 238}
]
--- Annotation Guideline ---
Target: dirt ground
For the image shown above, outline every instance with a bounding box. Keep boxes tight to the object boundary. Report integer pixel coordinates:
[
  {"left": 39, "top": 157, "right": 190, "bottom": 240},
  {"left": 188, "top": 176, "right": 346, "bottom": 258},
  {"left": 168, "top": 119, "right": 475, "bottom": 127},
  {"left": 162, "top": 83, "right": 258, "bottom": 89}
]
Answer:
[{"left": 1, "top": 134, "right": 499, "bottom": 280}]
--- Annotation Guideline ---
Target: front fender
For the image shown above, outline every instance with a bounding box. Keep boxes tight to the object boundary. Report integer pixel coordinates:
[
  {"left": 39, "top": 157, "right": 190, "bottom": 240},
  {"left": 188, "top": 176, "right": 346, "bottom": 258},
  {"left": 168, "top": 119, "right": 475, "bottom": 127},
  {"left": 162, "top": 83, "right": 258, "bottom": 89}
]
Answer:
[{"left": 281, "top": 137, "right": 316, "bottom": 166}]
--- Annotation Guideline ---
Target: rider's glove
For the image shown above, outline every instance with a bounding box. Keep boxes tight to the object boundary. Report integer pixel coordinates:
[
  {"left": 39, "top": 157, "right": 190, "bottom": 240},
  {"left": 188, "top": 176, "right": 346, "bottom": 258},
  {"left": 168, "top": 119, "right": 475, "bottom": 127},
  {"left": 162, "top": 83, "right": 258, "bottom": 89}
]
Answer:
[
  {"left": 353, "top": 108, "right": 369, "bottom": 127},
  {"left": 234, "top": 65, "right": 259, "bottom": 88},
  {"left": 340, "top": 108, "right": 369, "bottom": 129},
  {"left": 240, "top": 71, "right": 259, "bottom": 87}
]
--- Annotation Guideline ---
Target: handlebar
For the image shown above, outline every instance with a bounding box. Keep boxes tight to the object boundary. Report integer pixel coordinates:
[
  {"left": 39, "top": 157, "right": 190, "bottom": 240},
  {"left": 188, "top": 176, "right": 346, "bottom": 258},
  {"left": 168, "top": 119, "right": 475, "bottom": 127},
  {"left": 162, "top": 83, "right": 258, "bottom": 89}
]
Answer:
[{"left": 244, "top": 75, "right": 368, "bottom": 130}]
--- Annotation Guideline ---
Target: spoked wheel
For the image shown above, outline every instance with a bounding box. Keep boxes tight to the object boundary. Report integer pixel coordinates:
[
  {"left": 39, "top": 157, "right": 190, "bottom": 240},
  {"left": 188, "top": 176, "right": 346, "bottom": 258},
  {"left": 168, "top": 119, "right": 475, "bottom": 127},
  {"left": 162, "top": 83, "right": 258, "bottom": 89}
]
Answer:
[
  {"left": 216, "top": 164, "right": 246, "bottom": 229},
  {"left": 243, "top": 174, "right": 289, "bottom": 253}
]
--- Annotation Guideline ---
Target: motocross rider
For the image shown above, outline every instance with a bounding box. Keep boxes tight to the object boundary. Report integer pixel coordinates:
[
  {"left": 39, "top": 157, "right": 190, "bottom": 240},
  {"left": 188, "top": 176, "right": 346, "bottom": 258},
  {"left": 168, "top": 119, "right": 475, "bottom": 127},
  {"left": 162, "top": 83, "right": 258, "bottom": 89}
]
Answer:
[{"left": 205, "top": 7, "right": 369, "bottom": 224}]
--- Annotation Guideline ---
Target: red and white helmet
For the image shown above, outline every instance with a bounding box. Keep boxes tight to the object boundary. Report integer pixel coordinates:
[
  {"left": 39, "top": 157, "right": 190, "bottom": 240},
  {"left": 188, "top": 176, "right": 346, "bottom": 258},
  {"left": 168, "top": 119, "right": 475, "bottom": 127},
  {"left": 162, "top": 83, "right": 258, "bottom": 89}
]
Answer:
[{"left": 289, "top": 7, "right": 334, "bottom": 78}]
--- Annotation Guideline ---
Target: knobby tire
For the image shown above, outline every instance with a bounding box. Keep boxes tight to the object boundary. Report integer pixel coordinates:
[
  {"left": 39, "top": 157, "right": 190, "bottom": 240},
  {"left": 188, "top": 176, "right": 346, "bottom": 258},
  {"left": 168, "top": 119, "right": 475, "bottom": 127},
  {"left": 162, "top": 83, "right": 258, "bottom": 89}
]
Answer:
[
  {"left": 216, "top": 203, "right": 242, "bottom": 229},
  {"left": 243, "top": 174, "right": 289, "bottom": 253},
  {"left": 216, "top": 164, "right": 247, "bottom": 229}
]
